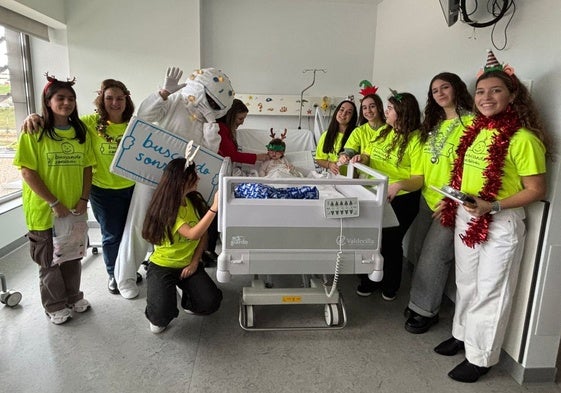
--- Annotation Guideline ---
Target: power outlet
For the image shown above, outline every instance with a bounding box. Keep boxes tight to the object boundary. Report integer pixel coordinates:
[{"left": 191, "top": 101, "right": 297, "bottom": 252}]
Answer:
[{"left": 323, "top": 197, "right": 359, "bottom": 218}]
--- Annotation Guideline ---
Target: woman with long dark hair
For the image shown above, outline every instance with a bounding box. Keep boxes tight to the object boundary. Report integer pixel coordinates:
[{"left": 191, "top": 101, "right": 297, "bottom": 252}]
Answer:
[
  {"left": 404, "top": 72, "right": 474, "bottom": 335},
  {"left": 142, "top": 155, "right": 222, "bottom": 334}
]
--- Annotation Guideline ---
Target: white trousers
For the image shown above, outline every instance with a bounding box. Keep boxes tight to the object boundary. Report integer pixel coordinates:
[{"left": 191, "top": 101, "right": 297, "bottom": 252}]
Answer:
[
  {"left": 114, "top": 183, "right": 154, "bottom": 298},
  {"left": 452, "top": 206, "right": 526, "bottom": 367}
]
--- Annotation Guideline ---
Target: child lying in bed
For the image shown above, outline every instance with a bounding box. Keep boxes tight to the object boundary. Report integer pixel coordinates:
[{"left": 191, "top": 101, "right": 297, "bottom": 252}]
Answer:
[{"left": 258, "top": 133, "right": 303, "bottom": 178}]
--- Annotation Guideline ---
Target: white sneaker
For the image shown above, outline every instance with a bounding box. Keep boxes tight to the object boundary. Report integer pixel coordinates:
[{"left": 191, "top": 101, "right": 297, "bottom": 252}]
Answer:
[
  {"left": 70, "top": 298, "right": 91, "bottom": 313},
  {"left": 47, "top": 308, "right": 72, "bottom": 325},
  {"left": 119, "top": 279, "right": 139, "bottom": 299},
  {"left": 149, "top": 322, "right": 166, "bottom": 334}
]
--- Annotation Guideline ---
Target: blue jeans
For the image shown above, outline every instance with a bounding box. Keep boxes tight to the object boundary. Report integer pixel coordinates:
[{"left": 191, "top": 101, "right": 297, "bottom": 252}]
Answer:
[{"left": 89, "top": 184, "right": 135, "bottom": 276}]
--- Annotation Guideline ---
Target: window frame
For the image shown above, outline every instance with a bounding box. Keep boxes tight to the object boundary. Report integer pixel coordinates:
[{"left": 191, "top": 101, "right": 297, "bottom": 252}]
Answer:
[{"left": 0, "top": 26, "right": 35, "bottom": 203}]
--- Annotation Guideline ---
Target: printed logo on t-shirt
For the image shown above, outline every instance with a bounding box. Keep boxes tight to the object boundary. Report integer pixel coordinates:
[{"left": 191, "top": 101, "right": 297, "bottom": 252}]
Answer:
[
  {"left": 47, "top": 142, "right": 84, "bottom": 167},
  {"left": 100, "top": 142, "right": 118, "bottom": 156}
]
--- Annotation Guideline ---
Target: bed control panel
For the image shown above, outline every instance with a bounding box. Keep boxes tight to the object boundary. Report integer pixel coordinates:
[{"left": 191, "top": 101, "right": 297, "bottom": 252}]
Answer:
[{"left": 323, "top": 197, "right": 359, "bottom": 218}]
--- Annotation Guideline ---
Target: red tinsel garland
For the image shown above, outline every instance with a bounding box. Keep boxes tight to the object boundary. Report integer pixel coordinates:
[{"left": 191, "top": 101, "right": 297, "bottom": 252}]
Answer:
[{"left": 440, "top": 106, "right": 521, "bottom": 248}]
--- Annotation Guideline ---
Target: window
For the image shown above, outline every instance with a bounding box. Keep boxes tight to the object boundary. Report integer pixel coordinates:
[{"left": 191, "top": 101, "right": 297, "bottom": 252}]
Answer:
[{"left": 0, "top": 25, "right": 35, "bottom": 202}]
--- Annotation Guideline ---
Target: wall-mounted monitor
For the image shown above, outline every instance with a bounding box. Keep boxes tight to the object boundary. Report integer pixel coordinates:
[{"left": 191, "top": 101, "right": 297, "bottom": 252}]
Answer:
[{"left": 439, "top": 0, "right": 460, "bottom": 27}]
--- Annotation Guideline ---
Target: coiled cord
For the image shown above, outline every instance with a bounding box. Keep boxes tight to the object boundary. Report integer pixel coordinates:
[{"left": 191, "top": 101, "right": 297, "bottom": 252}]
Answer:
[{"left": 324, "top": 218, "right": 343, "bottom": 298}]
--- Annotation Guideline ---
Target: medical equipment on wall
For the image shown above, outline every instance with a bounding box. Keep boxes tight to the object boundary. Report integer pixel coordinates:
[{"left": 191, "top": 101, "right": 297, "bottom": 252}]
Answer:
[{"left": 298, "top": 68, "right": 326, "bottom": 130}]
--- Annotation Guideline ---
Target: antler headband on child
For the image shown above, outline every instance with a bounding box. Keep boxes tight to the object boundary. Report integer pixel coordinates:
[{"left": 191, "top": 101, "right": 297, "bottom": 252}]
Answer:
[{"left": 266, "top": 128, "right": 287, "bottom": 151}]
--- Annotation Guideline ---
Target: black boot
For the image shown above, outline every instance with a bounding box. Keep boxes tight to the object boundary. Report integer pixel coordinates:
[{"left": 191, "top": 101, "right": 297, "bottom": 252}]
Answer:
[
  {"left": 405, "top": 313, "right": 439, "bottom": 334},
  {"left": 434, "top": 337, "right": 465, "bottom": 356},
  {"left": 448, "top": 359, "right": 490, "bottom": 383}
]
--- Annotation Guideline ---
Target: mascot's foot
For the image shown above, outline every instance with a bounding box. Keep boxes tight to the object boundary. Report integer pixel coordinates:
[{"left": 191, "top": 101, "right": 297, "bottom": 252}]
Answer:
[{"left": 118, "top": 279, "right": 139, "bottom": 299}]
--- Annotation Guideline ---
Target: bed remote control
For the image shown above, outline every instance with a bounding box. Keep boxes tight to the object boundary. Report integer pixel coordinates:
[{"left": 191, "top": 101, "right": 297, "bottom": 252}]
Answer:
[{"left": 323, "top": 197, "right": 359, "bottom": 218}]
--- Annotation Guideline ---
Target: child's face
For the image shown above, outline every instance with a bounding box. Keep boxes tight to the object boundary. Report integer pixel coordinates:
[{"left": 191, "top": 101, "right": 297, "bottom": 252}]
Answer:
[{"left": 268, "top": 150, "right": 283, "bottom": 160}]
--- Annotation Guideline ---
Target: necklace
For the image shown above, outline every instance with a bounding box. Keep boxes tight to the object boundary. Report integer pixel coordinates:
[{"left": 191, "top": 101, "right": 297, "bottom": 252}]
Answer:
[
  {"left": 96, "top": 119, "right": 122, "bottom": 144},
  {"left": 428, "top": 117, "right": 460, "bottom": 164}
]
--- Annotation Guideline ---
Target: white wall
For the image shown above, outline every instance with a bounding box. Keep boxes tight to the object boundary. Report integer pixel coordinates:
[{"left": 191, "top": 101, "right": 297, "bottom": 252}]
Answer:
[
  {"left": 201, "top": 0, "right": 378, "bottom": 97},
  {"left": 374, "top": 0, "right": 561, "bottom": 373},
  {"left": 201, "top": 0, "right": 379, "bottom": 131},
  {"left": 63, "top": 0, "right": 200, "bottom": 115}
]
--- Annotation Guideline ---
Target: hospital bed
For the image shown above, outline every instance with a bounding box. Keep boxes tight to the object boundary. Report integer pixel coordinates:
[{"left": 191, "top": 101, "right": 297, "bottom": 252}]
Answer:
[{"left": 216, "top": 156, "right": 397, "bottom": 330}]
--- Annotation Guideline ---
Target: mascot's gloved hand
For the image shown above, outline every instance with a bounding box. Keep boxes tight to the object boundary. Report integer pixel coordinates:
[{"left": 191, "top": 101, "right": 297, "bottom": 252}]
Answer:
[
  {"left": 162, "top": 67, "right": 187, "bottom": 94},
  {"left": 197, "top": 98, "right": 216, "bottom": 123}
]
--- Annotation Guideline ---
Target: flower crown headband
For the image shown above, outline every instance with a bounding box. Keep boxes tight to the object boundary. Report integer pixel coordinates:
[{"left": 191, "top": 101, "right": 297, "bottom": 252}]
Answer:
[
  {"left": 184, "top": 140, "right": 200, "bottom": 169},
  {"left": 476, "top": 49, "right": 515, "bottom": 78}
]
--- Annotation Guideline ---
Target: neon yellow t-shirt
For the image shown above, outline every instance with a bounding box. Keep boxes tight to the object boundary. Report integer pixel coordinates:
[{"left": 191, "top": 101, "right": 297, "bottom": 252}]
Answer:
[
  {"left": 315, "top": 131, "right": 348, "bottom": 175},
  {"left": 460, "top": 127, "right": 546, "bottom": 199},
  {"left": 13, "top": 127, "right": 95, "bottom": 230},
  {"left": 315, "top": 131, "right": 344, "bottom": 163},
  {"left": 411, "top": 114, "right": 474, "bottom": 211},
  {"left": 362, "top": 128, "right": 423, "bottom": 196},
  {"left": 149, "top": 201, "right": 201, "bottom": 269},
  {"left": 81, "top": 114, "right": 135, "bottom": 190},
  {"left": 344, "top": 123, "right": 387, "bottom": 154}
]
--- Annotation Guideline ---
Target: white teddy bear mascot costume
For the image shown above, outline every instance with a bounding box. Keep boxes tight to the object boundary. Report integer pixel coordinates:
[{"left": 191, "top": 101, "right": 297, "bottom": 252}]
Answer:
[{"left": 114, "top": 67, "right": 234, "bottom": 299}]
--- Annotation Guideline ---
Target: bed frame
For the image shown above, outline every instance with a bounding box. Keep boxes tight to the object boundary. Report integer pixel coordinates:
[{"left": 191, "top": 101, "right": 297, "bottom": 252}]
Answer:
[{"left": 217, "top": 158, "right": 396, "bottom": 330}]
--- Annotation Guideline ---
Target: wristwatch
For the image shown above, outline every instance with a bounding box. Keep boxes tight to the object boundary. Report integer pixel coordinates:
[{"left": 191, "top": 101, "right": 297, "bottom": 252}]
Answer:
[{"left": 490, "top": 200, "right": 501, "bottom": 215}]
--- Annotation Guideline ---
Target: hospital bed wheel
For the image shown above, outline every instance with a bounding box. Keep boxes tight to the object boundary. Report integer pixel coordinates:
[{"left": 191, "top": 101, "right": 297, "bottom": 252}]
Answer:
[
  {"left": 1, "top": 290, "right": 22, "bottom": 307},
  {"left": 324, "top": 304, "right": 340, "bottom": 326},
  {"left": 245, "top": 305, "right": 254, "bottom": 328},
  {"left": 92, "top": 247, "right": 99, "bottom": 255}
]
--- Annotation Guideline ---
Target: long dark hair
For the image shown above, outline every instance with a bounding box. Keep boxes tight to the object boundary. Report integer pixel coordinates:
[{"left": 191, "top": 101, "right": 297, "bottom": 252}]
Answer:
[
  {"left": 142, "top": 158, "right": 208, "bottom": 245},
  {"left": 475, "top": 70, "right": 552, "bottom": 156},
  {"left": 322, "top": 100, "right": 358, "bottom": 155},
  {"left": 421, "top": 72, "right": 473, "bottom": 142},
  {"left": 217, "top": 98, "right": 248, "bottom": 147},
  {"left": 377, "top": 92, "right": 420, "bottom": 165},
  {"left": 39, "top": 78, "right": 87, "bottom": 143},
  {"left": 94, "top": 79, "right": 135, "bottom": 123}
]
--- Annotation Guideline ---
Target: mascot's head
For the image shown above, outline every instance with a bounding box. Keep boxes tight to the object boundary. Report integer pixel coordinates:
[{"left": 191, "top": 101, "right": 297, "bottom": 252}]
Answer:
[{"left": 183, "top": 68, "right": 234, "bottom": 119}]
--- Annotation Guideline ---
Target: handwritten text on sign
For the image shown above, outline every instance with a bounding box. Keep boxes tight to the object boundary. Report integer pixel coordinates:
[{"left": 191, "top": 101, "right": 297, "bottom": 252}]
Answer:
[{"left": 110, "top": 117, "right": 223, "bottom": 203}]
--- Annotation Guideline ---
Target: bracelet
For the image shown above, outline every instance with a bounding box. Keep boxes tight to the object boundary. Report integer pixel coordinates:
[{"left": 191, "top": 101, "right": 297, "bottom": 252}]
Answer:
[
  {"left": 209, "top": 208, "right": 217, "bottom": 214},
  {"left": 49, "top": 199, "right": 60, "bottom": 208},
  {"left": 80, "top": 197, "right": 88, "bottom": 202},
  {"left": 490, "top": 200, "right": 501, "bottom": 215}
]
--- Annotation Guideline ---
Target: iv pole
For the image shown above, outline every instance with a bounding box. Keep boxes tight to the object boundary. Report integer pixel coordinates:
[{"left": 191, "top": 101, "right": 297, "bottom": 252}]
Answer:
[{"left": 298, "top": 68, "right": 326, "bottom": 129}]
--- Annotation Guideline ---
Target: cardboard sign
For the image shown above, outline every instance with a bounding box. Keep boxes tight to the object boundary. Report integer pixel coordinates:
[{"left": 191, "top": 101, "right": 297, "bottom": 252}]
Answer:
[{"left": 110, "top": 117, "right": 223, "bottom": 203}]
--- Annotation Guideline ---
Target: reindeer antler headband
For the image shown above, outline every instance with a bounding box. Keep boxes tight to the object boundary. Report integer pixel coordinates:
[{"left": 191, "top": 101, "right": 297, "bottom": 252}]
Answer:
[
  {"left": 43, "top": 72, "right": 76, "bottom": 94},
  {"left": 184, "top": 140, "right": 200, "bottom": 169},
  {"left": 266, "top": 128, "right": 287, "bottom": 151}
]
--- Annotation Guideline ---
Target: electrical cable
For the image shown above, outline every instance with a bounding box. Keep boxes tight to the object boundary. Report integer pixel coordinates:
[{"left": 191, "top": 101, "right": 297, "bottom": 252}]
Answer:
[
  {"left": 324, "top": 218, "right": 343, "bottom": 298},
  {"left": 490, "top": 0, "right": 516, "bottom": 51},
  {"left": 460, "top": 0, "right": 509, "bottom": 28}
]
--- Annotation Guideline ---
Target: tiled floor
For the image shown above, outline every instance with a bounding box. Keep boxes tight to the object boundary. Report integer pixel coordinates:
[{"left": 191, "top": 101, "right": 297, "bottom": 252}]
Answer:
[{"left": 1, "top": 241, "right": 560, "bottom": 393}]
